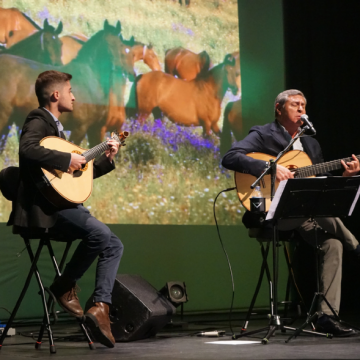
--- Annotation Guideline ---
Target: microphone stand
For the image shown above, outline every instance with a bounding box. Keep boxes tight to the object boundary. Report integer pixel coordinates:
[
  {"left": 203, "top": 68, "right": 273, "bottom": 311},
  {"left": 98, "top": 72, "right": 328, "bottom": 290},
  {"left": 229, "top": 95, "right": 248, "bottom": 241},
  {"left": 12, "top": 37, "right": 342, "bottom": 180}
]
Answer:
[
  {"left": 234, "top": 124, "right": 315, "bottom": 344},
  {"left": 250, "top": 125, "right": 309, "bottom": 191}
]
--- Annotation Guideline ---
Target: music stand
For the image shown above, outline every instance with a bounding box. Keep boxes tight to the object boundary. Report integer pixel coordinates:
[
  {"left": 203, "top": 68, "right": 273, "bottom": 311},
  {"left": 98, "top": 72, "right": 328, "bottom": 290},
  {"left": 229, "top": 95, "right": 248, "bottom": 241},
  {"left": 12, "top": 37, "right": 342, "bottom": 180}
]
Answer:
[
  {"left": 274, "top": 177, "right": 360, "bottom": 342},
  {"left": 234, "top": 176, "right": 360, "bottom": 344}
]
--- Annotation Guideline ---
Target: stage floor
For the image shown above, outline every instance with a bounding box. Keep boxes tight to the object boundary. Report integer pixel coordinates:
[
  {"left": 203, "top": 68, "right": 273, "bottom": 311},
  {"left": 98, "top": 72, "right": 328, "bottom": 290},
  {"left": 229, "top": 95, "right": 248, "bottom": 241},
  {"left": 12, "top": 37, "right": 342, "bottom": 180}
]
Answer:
[{"left": 1, "top": 314, "right": 360, "bottom": 359}]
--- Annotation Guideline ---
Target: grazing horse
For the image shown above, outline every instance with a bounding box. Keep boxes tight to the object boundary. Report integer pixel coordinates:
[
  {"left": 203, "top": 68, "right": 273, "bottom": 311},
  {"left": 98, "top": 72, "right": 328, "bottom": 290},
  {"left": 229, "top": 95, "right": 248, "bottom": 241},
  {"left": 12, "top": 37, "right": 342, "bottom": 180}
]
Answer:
[
  {"left": 0, "top": 20, "right": 135, "bottom": 150},
  {"left": 2, "top": 19, "right": 63, "bottom": 65},
  {"left": 130, "top": 54, "right": 238, "bottom": 135},
  {"left": 0, "top": 7, "right": 39, "bottom": 47},
  {"left": 100, "top": 38, "right": 161, "bottom": 139},
  {"left": 60, "top": 34, "right": 87, "bottom": 65},
  {"left": 220, "top": 99, "right": 242, "bottom": 156},
  {"left": 165, "top": 47, "right": 211, "bottom": 80}
]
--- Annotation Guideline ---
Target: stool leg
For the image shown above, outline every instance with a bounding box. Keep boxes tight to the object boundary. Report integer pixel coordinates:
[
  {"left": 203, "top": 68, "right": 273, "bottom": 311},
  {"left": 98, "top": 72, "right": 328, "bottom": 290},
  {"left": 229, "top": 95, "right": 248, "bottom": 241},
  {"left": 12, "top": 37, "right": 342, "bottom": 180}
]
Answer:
[
  {"left": 284, "top": 272, "right": 292, "bottom": 320},
  {"left": 283, "top": 242, "right": 308, "bottom": 314},
  {"left": 283, "top": 244, "right": 292, "bottom": 321},
  {"left": 26, "top": 238, "right": 56, "bottom": 354},
  {"left": 49, "top": 241, "right": 96, "bottom": 349},
  {"left": 40, "top": 241, "right": 95, "bottom": 350},
  {"left": 36, "top": 241, "right": 73, "bottom": 348},
  {"left": 78, "top": 319, "right": 96, "bottom": 350},
  {"left": 240, "top": 243, "right": 271, "bottom": 333},
  {"left": 0, "top": 238, "right": 44, "bottom": 350}
]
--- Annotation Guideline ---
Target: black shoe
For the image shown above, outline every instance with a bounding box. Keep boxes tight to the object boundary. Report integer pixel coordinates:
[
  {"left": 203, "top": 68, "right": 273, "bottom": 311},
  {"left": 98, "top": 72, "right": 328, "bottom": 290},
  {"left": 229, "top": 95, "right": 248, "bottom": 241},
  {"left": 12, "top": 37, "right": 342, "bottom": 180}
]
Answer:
[{"left": 315, "top": 314, "right": 358, "bottom": 337}]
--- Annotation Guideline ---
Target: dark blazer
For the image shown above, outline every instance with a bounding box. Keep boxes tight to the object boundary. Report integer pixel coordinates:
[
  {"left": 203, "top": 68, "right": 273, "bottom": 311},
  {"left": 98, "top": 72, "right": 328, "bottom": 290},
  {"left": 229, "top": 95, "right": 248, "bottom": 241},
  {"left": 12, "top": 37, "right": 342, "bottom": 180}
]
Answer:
[
  {"left": 9, "top": 108, "right": 115, "bottom": 229},
  {"left": 222, "top": 120, "right": 325, "bottom": 176}
]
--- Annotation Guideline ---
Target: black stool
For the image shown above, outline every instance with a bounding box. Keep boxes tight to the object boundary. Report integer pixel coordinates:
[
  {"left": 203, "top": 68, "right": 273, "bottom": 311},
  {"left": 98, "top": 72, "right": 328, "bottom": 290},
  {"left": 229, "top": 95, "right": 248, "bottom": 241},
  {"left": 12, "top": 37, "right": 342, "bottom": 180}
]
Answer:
[
  {"left": 239, "top": 228, "right": 306, "bottom": 334},
  {"left": 0, "top": 166, "right": 95, "bottom": 354},
  {"left": 0, "top": 228, "right": 95, "bottom": 353}
]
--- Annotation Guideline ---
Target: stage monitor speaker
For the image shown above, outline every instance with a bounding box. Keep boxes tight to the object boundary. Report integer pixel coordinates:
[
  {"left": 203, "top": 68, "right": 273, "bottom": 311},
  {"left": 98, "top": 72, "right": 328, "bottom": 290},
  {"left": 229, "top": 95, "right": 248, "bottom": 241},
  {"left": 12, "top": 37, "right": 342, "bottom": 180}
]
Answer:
[{"left": 109, "top": 274, "right": 176, "bottom": 342}]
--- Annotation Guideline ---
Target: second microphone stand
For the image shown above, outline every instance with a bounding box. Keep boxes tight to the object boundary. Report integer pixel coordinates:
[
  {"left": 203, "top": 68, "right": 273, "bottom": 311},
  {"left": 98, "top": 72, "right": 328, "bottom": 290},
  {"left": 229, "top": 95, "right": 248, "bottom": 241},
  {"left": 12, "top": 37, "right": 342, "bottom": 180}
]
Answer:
[{"left": 234, "top": 125, "right": 326, "bottom": 344}]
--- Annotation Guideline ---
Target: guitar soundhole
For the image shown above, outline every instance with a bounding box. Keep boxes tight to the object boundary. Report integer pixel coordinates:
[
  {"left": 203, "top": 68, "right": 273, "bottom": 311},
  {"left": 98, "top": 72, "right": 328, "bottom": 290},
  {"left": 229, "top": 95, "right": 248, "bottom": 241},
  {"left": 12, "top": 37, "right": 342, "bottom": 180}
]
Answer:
[
  {"left": 73, "top": 170, "right": 83, "bottom": 178},
  {"left": 286, "top": 165, "right": 298, "bottom": 170}
]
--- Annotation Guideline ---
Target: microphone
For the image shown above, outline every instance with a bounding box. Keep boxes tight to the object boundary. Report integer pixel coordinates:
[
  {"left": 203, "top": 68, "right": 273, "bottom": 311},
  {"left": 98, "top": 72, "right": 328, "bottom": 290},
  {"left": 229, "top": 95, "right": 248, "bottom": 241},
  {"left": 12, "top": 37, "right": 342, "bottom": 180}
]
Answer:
[{"left": 300, "top": 114, "right": 316, "bottom": 134}]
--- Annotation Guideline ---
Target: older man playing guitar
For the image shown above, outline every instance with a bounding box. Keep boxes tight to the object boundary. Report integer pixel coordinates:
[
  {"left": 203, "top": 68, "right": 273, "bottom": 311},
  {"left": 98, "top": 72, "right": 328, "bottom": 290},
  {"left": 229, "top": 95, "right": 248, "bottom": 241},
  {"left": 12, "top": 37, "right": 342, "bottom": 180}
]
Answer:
[{"left": 222, "top": 89, "right": 360, "bottom": 337}]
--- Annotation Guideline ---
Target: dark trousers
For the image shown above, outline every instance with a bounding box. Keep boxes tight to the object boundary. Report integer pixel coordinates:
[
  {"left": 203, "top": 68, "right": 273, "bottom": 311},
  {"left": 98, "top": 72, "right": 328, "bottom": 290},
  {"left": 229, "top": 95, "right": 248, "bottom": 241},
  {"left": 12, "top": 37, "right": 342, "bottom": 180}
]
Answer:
[
  {"left": 52, "top": 205, "right": 124, "bottom": 304},
  {"left": 278, "top": 217, "right": 358, "bottom": 315}
]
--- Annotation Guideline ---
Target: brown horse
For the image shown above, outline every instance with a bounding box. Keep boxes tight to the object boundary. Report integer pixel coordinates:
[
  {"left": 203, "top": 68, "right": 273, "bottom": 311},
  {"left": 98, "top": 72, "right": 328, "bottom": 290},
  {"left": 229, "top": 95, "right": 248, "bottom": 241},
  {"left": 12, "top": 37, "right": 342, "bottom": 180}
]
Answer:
[
  {"left": 120, "top": 35, "right": 161, "bottom": 71},
  {"left": 130, "top": 54, "right": 238, "bottom": 135},
  {"left": 2, "top": 19, "right": 63, "bottom": 65},
  {"left": 165, "top": 47, "right": 211, "bottom": 80},
  {"left": 0, "top": 20, "right": 134, "bottom": 150},
  {"left": 132, "top": 42, "right": 161, "bottom": 71},
  {"left": 220, "top": 99, "right": 242, "bottom": 156},
  {"left": 0, "top": 7, "right": 39, "bottom": 46},
  {"left": 60, "top": 34, "right": 87, "bottom": 65},
  {"left": 100, "top": 39, "right": 161, "bottom": 139}
]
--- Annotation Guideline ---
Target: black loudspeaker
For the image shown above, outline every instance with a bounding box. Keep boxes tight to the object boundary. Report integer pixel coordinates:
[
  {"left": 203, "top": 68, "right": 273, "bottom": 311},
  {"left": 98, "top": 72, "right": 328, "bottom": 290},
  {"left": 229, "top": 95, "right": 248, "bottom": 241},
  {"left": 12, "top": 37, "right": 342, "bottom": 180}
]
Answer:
[{"left": 109, "top": 274, "right": 176, "bottom": 342}]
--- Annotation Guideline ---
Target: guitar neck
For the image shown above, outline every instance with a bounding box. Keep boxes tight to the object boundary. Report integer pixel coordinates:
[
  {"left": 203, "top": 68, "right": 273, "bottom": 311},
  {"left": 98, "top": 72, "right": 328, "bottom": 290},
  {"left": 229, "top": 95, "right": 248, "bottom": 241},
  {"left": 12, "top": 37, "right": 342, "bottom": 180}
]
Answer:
[
  {"left": 295, "top": 155, "right": 360, "bottom": 178},
  {"left": 82, "top": 141, "right": 110, "bottom": 163}
]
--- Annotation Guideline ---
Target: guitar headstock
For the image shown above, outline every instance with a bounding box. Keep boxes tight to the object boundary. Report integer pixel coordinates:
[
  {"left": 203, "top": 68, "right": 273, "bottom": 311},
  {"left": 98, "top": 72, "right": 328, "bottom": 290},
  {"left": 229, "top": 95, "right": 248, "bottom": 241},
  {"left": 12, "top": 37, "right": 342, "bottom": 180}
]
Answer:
[{"left": 111, "top": 131, "right": 129, "bottom": 147}]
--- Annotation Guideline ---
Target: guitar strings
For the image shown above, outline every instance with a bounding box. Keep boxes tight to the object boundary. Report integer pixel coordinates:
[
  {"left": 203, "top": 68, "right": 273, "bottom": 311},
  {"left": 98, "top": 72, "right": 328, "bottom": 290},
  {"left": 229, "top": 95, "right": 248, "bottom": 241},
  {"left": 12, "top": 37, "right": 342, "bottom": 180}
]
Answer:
[{"left": 289, "top": 155, "right": 360, "bottom": 178}]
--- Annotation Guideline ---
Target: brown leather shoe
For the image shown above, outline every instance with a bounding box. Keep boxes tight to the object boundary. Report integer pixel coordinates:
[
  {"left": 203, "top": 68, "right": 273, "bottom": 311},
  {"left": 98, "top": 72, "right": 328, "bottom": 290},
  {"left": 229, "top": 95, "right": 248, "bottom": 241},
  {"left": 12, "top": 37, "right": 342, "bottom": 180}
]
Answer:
[
  {"left": 85, "top": 302, "right": 115, "bottom": 348},
  {"left": 49, "top": 276, "right": 84, "bottom": 318}
]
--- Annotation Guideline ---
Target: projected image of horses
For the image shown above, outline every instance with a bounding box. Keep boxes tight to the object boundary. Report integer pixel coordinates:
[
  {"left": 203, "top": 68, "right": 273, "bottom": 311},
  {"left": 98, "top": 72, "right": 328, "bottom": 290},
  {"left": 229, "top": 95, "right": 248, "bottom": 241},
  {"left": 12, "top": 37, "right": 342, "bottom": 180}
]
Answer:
[
  {"left": 131, "top": 54, "right": 238, "bottom": 136},
  {"left": 0, "top": 0, "right": 241, "bottom": 225}
]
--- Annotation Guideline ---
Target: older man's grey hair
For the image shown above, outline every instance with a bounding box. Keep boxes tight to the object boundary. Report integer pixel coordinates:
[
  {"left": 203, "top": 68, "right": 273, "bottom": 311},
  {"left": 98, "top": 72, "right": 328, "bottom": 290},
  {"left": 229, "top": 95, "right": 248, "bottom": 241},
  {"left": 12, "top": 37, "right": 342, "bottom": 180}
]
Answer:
[{"left": 274, "top": 89, "right": 306, "bottom": 117}]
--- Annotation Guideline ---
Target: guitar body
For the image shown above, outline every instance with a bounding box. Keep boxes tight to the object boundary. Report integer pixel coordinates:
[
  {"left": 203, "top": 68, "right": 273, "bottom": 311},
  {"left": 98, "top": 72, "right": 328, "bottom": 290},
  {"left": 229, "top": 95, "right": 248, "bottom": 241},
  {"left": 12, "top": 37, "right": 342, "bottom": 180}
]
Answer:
[
  {"left": 235, "top": 150, "right": 313, "bottom": 212},
  {"left": 39, "top": 136, "right": 94, "bottom": 208}
]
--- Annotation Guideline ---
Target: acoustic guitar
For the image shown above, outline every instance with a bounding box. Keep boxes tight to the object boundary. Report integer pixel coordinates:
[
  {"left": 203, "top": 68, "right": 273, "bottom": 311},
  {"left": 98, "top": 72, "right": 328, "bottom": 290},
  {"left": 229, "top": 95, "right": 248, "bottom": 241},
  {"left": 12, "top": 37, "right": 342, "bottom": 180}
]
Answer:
[
  {"left": 235, "top": 150, "right": 360, "bottom": 212},
  {"left": 37, "top": 131, "right": 129, "bottom": 208}
]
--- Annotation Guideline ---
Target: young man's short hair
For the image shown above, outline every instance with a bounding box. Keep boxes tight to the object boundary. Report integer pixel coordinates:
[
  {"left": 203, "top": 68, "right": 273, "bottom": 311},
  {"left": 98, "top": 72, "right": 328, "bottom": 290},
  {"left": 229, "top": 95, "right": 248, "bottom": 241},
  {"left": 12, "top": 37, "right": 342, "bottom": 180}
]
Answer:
[{"left": 35, "top": 70, "right": 72, "bottom": 107}]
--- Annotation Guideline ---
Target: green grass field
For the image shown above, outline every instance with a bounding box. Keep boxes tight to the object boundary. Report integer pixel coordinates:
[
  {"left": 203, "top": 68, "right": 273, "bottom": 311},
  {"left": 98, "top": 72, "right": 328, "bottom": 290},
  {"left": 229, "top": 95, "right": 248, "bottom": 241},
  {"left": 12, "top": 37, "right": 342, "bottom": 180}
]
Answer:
[
  {"left": 3, "top": 0, "right": 239, "bottom": 65},
  {"left": 0, "top": 0, "right": 244, "bottom": 225}
]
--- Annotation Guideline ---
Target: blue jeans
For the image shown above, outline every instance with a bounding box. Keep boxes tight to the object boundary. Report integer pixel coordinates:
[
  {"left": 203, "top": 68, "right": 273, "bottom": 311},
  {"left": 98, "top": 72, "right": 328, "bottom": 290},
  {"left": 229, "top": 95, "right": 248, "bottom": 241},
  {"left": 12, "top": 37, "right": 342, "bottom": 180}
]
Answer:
[{"left": 52, "top": 205, "right": 124, "bottom": 304}]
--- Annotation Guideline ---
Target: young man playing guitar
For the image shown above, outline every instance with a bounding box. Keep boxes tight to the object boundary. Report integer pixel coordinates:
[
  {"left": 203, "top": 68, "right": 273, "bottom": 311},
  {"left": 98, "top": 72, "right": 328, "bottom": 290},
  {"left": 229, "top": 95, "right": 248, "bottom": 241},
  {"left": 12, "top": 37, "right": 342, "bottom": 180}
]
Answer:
[
  {"left": 9, "top": 70, "right": 123, "bottom": 348},
  {"left": 222, "top": 89, "right": 360, "bottom": 337}
]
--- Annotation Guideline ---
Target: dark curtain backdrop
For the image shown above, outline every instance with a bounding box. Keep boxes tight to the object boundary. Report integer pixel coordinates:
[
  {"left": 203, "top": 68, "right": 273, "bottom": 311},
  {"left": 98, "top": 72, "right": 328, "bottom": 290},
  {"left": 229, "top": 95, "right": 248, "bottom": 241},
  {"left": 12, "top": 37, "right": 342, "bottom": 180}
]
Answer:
[{"left": 283, "top": 0, "right": 360, "bottom": 312}]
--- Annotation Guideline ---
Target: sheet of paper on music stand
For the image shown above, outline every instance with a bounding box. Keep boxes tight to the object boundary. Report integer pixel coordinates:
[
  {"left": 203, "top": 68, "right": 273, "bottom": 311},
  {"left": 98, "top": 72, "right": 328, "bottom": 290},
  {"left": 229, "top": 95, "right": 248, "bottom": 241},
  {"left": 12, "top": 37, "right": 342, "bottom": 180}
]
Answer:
[
  {"left": 265, "top": 180, "right": 287, "bottom": 220},
  {"left": 265, "top": 176, "right": 360, "bottom": 220},
  {"left": 348, "top": 175, "right": 360, "bottom": 216}
]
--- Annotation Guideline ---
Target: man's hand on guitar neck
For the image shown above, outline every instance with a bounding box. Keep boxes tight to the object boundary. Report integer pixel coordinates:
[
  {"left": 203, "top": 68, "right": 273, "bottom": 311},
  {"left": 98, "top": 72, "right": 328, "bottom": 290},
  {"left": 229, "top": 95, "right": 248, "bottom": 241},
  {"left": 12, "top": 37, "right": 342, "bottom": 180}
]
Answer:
[
  {"left": 68, "top": 153, "right": 86, "bottom": 172},
  {"left": 341, "top": 154, "right": 360, "bottom": 177},
  {"left": 276, "top": 164, "right": 294, "bottom": 182},
  {"left": 105, "top": 138, "right": 120, "bottom": 163}
]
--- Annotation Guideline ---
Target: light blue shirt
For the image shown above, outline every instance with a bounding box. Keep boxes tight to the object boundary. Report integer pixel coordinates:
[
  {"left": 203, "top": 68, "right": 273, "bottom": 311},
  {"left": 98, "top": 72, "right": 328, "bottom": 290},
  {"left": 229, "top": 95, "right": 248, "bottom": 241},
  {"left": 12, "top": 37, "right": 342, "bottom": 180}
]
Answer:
[
  {"left": 42, "top": 107, "right": 71, "bottom": 167},
  {"left": 42, "top": 107, "right": 64, "bottom": 134}
]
